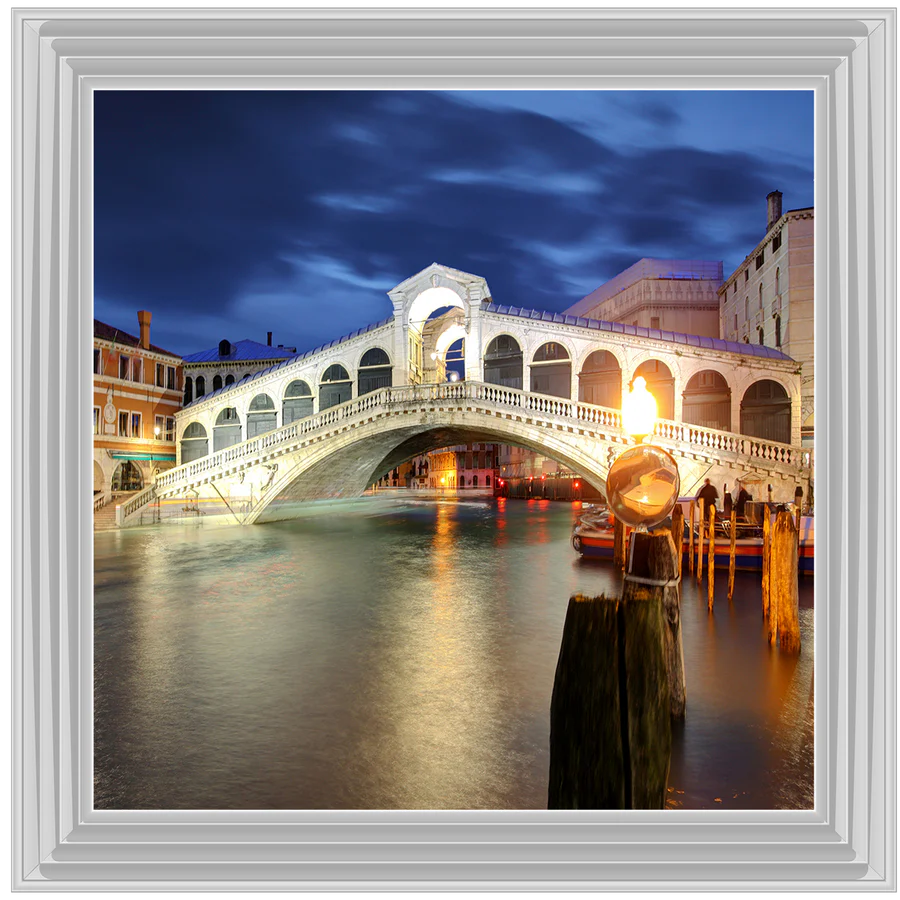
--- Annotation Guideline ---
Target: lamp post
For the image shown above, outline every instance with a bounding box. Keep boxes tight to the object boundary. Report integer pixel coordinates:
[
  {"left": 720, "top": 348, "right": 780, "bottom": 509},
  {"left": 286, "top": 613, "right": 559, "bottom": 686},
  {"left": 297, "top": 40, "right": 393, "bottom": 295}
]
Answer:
[{"left": 621, "top": 376, "right": 658, "bottom": 444}]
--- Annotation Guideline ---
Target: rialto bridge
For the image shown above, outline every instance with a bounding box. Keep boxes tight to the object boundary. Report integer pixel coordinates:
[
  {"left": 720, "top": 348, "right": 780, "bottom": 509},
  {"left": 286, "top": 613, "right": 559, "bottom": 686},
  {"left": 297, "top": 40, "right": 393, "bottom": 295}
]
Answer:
[{"left": 117, "top": 263, "right": 811, "bottom": 526}]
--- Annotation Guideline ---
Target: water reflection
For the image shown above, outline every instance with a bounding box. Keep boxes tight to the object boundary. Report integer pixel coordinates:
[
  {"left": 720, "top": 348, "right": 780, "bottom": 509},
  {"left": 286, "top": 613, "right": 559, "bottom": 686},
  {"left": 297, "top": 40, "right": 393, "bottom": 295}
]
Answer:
[{"left": 94, "top": 497, "right": 813, "bottom": 810}]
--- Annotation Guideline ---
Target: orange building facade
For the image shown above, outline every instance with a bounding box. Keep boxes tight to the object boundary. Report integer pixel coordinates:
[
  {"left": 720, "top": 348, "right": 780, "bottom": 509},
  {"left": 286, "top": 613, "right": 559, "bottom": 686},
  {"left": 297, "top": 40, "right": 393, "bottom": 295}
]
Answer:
[{"left": 93, "top": 311, "right": 184, "bottom": 500}]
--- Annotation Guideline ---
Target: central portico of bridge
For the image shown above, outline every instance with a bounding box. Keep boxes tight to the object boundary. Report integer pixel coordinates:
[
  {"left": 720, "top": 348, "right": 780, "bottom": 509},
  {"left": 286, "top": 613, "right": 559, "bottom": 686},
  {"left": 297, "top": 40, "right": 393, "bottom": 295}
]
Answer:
[{"left": 119, "top": 263, "right": 810, "bottom": 526}]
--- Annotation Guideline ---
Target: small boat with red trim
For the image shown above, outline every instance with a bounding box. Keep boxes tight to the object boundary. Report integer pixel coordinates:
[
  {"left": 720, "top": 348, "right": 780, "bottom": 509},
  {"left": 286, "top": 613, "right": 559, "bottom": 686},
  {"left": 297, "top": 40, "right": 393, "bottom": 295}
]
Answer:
[{"left": 572, "top": 501, "right": 814, "bottom": 575}]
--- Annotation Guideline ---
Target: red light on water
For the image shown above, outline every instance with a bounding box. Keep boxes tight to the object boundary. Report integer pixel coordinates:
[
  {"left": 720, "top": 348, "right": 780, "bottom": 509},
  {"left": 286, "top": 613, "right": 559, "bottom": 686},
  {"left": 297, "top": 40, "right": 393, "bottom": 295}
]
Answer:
[{"left": 574, "top": 481, "right": 580, "bottom": 489}]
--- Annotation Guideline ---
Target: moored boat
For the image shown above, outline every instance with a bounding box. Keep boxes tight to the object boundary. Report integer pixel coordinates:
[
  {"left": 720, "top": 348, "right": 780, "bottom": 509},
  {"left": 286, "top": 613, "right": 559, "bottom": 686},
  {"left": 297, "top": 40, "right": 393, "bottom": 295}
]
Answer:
[{"left": 572, "top": 501, "right": 814, "bottom": 575}]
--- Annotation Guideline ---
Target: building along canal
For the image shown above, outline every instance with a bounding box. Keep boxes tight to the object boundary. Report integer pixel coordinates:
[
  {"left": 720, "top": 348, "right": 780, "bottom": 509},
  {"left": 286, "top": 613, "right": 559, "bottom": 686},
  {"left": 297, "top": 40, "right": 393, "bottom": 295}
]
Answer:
[{"left": 94, "top": 495, "right": 814, "bottom": 811}]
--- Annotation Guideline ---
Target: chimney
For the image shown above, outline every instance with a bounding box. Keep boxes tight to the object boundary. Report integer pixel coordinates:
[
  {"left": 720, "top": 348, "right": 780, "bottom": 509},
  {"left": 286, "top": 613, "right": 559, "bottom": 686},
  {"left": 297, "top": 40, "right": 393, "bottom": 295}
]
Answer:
[
  {"left": 767, "top": 190, "right": 783, "bottom": 232},
  {"left": 267, "top": 331, "right": 273, "bottom": 347},
  {"left": 137, "top": 310, "right": 152, "bottom": 349}
]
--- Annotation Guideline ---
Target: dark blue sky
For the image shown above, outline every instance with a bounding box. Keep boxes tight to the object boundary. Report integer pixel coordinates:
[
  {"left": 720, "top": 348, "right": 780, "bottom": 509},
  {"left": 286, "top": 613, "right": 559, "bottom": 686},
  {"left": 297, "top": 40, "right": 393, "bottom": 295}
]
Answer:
[{"left": 94, "top": 90, "right": 813, "bottom": 357}]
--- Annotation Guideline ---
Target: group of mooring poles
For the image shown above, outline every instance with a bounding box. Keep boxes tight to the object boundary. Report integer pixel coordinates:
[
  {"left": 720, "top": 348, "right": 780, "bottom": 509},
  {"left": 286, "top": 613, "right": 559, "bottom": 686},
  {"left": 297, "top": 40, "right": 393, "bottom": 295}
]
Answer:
[{"left": 549, "top": 491, "right": 803, "bottom": 810}]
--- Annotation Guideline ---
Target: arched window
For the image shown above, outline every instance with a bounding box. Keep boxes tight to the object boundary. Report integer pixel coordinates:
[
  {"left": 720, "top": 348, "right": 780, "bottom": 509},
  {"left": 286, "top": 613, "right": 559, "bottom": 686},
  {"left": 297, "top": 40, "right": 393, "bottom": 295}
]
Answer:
[
  {"left": 633, "top": 359, "right": 675, "bottom": 420},
  {"left": 180, "top": 422, "right": 209, "bottom": 463},
  {"left": 319, "top": 364, "right": 351, "bottom": 411},
  {"left": 184, "top": 376, "right": 193, "bottom": 405},
  {"left": 578, "top": 350, "right": 622, "bottom": 408},
  {"left": 195, "top": 376, "right": 206, "bottom": 397},
  {"left": 472, "top": 474, "right": 479, "bottom": 487},
  {"left": 111, "top": 460, "right": 143, "bottom": 492},
  {"left": 484, "top": 335, "right": 523, "bottom": 389},
  {"left": 213, "top": 407, "right": 242, "bottom": 451},
  {"left": 682, "top": 370, "right": 731, "bottom": 430},
  {"left": 358, "top": 347, "right": 393, "bottom": 396},
  {"left": 246, "top": 393, "right": 277, "bottom": 438},
  {"left": 775, "top": 315, "right": 782, "bottom": 347},
  {"left": 225, "top": 374, "right": 235, "bottom": 387},
  {"left": 213, "top": 374, "right": 223, "bottom": 392},
  {"left": 758, "top": 327, "right": 765, "bottom": 345},
  {"left": 283, "top": 379, "right": 313, "bottom": 424},
  {"left": 530, "top": 342, "right": 571, "bottom": 399},
  {"left": 741, "top": 380, "right": 790, "bottom": 443}
]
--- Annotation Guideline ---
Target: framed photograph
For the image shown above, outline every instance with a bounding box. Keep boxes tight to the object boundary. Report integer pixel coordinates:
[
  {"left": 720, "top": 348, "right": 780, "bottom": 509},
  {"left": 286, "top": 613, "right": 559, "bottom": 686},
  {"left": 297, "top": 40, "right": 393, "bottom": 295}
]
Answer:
[{"left": 13, "top": 7, "right": 895, "bottom": 890}]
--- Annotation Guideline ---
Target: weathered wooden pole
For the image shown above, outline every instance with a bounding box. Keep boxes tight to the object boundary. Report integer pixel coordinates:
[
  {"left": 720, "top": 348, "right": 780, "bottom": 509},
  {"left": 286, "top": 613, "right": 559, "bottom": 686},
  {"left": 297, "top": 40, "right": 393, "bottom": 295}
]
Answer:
[
  {"left": 771, "top": 510, "right": 801, "bottom": 653},
  {"left": 548, "top": 588, "right": 672, "bottom": 809},
  {"left": 687, "top": 500, "right": 695, "bottom": 574},
  {"left": 670, "top": 504, "right": 684, "bottom": 578},
  {"left": 727, "top": 507, "right": 737, "bottom": 603},
  {"left": 794, "top": 486, "right": 804, "bottom": 560},
  {"left": 696, "top": 499, "right": 705, "bottom": 582},
  {"left": 613, "top": 517, "right": 627, "bottom": 570},
  {"left": 762, "top": 505, "right": 775, "bottom": 643},
  {"left": 707, "top": 503, "right": 716, "bottom": 612}
]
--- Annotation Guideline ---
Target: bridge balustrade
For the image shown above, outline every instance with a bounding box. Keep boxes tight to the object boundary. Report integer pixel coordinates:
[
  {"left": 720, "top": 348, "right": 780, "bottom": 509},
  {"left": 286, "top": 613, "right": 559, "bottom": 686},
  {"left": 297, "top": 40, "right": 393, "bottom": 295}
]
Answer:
[{"left": 155, "top": 380, "right": 811, "bottom": 501}]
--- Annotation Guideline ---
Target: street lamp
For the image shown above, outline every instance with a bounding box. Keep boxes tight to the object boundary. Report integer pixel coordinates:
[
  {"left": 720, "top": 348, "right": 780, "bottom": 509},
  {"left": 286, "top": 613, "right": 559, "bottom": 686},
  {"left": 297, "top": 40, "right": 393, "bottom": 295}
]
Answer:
[
  {"left": 154, "top": 425, "right": 161, "bottom": 440},
  {"left": 606, "top": 377, "right": 680, "bottom": 530}
]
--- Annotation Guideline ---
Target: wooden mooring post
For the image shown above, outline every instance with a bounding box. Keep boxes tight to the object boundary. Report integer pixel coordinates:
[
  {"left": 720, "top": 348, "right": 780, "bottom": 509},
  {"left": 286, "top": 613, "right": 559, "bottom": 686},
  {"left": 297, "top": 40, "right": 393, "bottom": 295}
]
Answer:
[
  {"left": 687, "top": 500, "right": 695, "bottom": 574},
  {"left": 727, "top": 507, "right": 737, "bottom": 603},
  {"left": 696, "top": 499, "right": 705, "bottom": 582},
  {"left": 771, "top": 510, "right": 801, "bottom": 653},
  {"left": 548, "top": 529, "right": 681, "bottom": 809},
  {"left": 762, "top": 504, "right": 773, "bottom": 641},
  {"left": 707, "top": 504, "right": 716, "bottom": 612},
  {"left": 670, "top": 503, "right": 684, "bottom": 578},
  {"left": 613, "top": 517, "right": 627, "bottom": 570}
]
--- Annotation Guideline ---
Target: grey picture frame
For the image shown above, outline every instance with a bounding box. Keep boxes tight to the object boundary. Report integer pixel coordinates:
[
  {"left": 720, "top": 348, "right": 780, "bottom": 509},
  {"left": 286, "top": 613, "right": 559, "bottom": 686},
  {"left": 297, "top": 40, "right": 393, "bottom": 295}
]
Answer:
[{"left": 12, "top": 6, "right": 896, "bottom": 891}]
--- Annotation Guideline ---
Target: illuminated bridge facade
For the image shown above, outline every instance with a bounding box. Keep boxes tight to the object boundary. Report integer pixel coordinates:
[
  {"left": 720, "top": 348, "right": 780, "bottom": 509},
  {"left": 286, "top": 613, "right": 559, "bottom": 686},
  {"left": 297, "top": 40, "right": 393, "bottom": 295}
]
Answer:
[{"left": 118, "top": 264, "right": 810, "bottom": 526}]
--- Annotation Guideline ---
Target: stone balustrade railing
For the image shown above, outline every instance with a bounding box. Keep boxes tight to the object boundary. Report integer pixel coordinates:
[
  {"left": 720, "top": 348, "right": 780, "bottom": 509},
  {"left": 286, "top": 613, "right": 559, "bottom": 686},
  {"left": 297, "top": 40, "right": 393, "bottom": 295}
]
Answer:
[
  {"left": 153, "top": 380, "right": 810, "bottom": 497},
  {"left": 115, "top": 484, "right": 158, "bottom": 525}
]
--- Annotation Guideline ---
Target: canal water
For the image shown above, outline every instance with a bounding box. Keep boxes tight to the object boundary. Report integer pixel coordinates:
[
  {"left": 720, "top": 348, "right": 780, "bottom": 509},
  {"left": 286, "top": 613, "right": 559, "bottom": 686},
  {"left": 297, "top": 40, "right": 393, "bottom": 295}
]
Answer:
[{"left": 94, "top": 496, "right": 814, "bottom": 811}]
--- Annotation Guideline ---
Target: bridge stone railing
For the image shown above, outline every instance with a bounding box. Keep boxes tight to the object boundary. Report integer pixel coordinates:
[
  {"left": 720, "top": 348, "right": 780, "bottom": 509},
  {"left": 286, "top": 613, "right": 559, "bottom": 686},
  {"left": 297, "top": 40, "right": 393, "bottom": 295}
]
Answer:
[
  {"left": 153, "top": 380, "right": 810, "bottom": 500},
  {"left": 115, "top": 484, "right": 158, "bottom": 526}
]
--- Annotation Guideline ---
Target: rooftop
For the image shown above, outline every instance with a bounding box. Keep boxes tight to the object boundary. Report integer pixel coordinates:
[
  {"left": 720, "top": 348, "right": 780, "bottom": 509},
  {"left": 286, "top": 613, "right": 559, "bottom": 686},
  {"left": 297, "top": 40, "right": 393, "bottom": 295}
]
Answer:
[
  {"left": 183, "top": 339, "right": 299, "bottom": 365},
  {"left": 93, "top": 319, "right": 181, "bottom": 360}
]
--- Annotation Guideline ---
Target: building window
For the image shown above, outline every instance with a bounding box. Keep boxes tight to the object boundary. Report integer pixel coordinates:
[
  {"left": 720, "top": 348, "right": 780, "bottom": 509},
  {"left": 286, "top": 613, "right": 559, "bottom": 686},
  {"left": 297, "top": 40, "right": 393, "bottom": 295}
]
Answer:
[
  {"left": 744, "top": 270, "right": 749, "bottom": 283},
  {"left": 758, "top": 327, "right": 765, "bottom": 345},
  {"left": 772, "top": 232, "right": 782, "bottom": 252},
  {"left": 119, "top": 355, "right": 130, "bottom": 380},
  {"left": 213, "top": 374, "right": 223, "bottom": 392},
  {"left": 775, "top": 267, "right": 781, "bottom": 294},
  {"left": 165, "top": 417, "right": 175, "bottom": 441},
  {"left": 775, "top": 315, "right": 782, "bottom": 347},
  {"left": 155, "top": 415, "right": 165, "bottom": 439},
  {"left": 196, "top": 376, "right": 206, "bottom": 397},
  {"left": 756, "top": 252, "right": 764, "bottom": 270},
  {"left": 118, "top": 410, "right": 129, "bottom": 436},
  {"left": 156, "top": 363, "right": 165, "bottom": 387},
  {"left": 733, "top": 313, "right": 738, "bottom": 332},
  {"left": 167, "top": 366, "right": 176, "bottom": 390},
  {"left": 759, "top": 284, "right": 764, "bottom": 311},
  {"left": 650, "top": 316, "right": 660, "bottom": 330},
  {"left": 744, "top": 297, "right": 749, "bottom": 320},
  {"left": 131, "top": 412, "right": 142, "bottom": 439},
  {"left": 93, "top": 407, "right": 100, "bottom": 435},
  {"left": 93, "top": 348, "right": 102, "bottom": 375}
]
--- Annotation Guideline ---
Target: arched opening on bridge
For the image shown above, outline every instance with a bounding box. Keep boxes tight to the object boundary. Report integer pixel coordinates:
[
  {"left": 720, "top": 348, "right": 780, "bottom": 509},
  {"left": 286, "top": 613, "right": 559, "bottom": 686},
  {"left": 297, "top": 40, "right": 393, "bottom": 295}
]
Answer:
[
  {"left": 357, "top": 347, "right": 393, "bottom": 395},
  {"left": 213, "top": 407, "right": 242, "bottom": 451},
  {"left": 184, "top": 376, "right": 193, "bottom": 405},
  {"left": 180, "top": 422, "right": 209, "bottom": 463},
  {"left": 682, "top": 370, "right": 731, "bottom": 431},
  {"left": 433, "top": 323, "right": 467, "bottom": 383},
  {"left": 741, "top": 380, "right": 791, "bottom": 444},
  {"left": 633, "top": 359, "right": 675, "bottom": 420},
  {"left": 319, "top": 364, "right": 352, "bottom": 411},
  {"left": 484, "top": 335, "right": 523, "bottom": 389},
  {"left": 225, "top": 374, "right": 235, "bottom": 387},
  {"left": 213, "top": 374, "right": 223, "bottom": 392},
  {"left": 111, "top": 460, "right": 143, "bottom": 492},
  {"left": 530, "top": 342, "right": 571, "bottom": 399},
  {"left": 93, "top": 460, "right": 105, "bottom": 494},
  {"left": 195, "top": 376, "right": 206, "bottom": 398},
  {"left": 578, "top": 350, "right": 621, "bottom": 408},
  {"left": 283, "top": 379, "right": 313, "bottom": 424},
  {"left": 247, "top": 393, "right": 277, "bottom": 438}
]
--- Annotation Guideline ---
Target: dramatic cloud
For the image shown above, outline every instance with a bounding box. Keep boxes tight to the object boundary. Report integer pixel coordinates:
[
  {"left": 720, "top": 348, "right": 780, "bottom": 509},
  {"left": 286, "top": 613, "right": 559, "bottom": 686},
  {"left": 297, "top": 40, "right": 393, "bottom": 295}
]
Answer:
[{"left": 94, "top": 90, "right": 814, "bottom": 356}]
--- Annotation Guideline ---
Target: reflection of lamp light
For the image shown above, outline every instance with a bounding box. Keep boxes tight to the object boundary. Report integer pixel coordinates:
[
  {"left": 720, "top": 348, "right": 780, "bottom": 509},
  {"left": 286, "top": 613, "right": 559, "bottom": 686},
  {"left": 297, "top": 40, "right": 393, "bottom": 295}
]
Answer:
[
  {"left": 154, "top": 425, "right": 161, "bottom": 440},
  {"left": 622, "top": 376, "right": 657, "bottom": 443}
]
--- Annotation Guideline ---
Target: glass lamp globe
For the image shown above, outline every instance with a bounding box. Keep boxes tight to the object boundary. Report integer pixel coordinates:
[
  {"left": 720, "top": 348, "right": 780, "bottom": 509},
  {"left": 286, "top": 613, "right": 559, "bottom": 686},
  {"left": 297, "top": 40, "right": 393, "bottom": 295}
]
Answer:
[{"left": 606, "top": 444, "right": 681, "bottom": 529}]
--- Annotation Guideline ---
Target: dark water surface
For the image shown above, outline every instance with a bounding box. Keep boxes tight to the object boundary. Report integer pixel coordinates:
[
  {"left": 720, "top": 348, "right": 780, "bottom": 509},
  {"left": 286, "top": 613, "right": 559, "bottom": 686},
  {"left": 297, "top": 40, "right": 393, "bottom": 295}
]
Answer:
[{"left": 94, "top": 496, "right": 814, "bottom": 810}]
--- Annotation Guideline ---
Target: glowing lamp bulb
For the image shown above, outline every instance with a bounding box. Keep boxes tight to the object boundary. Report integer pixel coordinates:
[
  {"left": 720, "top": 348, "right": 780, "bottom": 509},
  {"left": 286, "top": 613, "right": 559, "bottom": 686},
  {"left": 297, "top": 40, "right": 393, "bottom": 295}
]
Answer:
[
  {"left": 622, "top": 376, "right": 658, "bottom": 442},
  {"left": 574, "top": 481, "right": 580, "bottom": 489}
]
